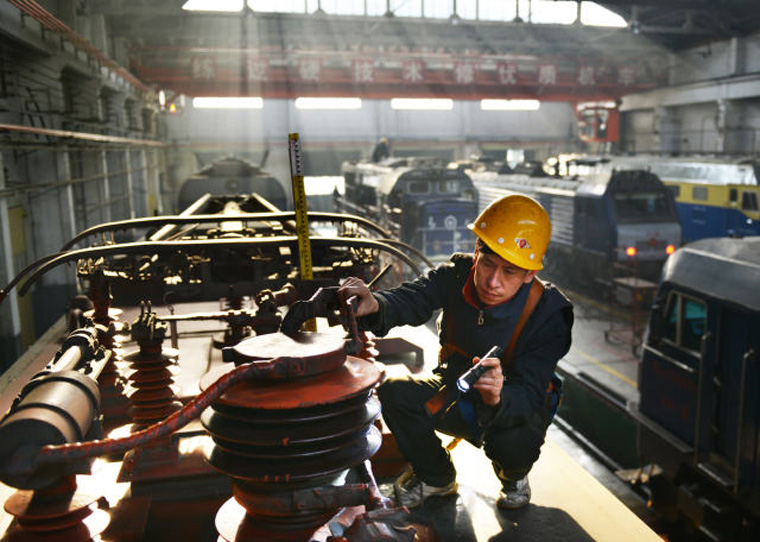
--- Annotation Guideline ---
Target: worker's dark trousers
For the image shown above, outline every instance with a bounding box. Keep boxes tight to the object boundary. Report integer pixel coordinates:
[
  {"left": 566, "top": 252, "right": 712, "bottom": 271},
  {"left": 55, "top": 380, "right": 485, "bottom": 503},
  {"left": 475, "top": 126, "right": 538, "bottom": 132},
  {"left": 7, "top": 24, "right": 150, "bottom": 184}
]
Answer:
[{"left": 376, "top": 372, "right": 549, "bottom": 488}]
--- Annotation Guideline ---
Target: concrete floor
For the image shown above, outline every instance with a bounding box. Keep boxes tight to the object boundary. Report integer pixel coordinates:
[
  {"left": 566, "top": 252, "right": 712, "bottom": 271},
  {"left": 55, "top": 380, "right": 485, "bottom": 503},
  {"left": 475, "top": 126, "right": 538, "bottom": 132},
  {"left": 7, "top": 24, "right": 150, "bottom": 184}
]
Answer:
[{"left": 370, "top": 279, "right": 662, "bottom": 542}]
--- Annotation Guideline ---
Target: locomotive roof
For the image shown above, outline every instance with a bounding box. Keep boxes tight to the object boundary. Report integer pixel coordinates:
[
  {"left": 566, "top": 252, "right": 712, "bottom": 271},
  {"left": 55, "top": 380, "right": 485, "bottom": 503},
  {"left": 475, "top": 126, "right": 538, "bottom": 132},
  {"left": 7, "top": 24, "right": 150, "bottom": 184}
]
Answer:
[
  {"left": 599, "top": 155, "right": 759, "bottom": 186},
  {"left": 195, "top": 155, "right": 268, "bottom": 178},
  {"left": 660, "top": 236, "right": 760, "bottom": 312}
]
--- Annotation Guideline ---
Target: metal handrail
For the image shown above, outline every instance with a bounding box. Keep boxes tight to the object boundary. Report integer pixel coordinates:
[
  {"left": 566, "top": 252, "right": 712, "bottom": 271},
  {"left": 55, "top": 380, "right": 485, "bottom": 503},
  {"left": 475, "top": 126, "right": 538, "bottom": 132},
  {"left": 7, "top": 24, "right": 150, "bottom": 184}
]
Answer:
[
  {"left": 733, "top": 347, "right": 757, "bottom": 493},
  {"left": 693, "top": 330, "right": 712, "bottom": 466},
  {"left": 0, "top": 236, "right": 425, "bottom": 302},
  {"left": 60, "top": 211, "right": 393, "bottom": 251}
]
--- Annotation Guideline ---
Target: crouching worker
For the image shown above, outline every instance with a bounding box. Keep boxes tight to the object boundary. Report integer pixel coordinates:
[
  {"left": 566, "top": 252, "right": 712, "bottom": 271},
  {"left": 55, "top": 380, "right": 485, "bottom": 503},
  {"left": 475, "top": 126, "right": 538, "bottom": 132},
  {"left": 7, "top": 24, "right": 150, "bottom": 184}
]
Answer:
[{"left": 338, "top": 194, "right": 573, "bottom": 510}]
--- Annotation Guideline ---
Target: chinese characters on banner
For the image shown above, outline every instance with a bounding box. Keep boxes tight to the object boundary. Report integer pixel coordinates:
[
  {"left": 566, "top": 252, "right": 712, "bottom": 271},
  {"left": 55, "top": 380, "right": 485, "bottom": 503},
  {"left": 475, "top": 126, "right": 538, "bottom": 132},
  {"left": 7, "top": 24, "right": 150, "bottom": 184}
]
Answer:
[
  {"left": 617, "top": 66, "right": 637, "bottom": 86},
  {"left": 189, "top": 53, "right": 645, "bottom": 90},
  {"left": 191, "top": 57, "right": 216, "bottom": 80},
  {"left": 299, "top": 58, "right": 321, "bottom": 81},
  {"left": 353, "top": 59, "right": 376, "bottom": 82},
  {"left": 402, "top": 60, "right": 425, "bottom": 83},
  {"left": 537, "top": 64, "right": 557, "bottom": 86},
  {"left": 497, "top": 62, "right": 519, "bottom": 85},
  {"left": 577, "top": 65, "right": 595, "bottom": 86},
  {"left": 453, "top": 62, "right": 476, "bottom": 84},
  {"left": 248, "top": 59, "right": 269, "bottom": 81}
]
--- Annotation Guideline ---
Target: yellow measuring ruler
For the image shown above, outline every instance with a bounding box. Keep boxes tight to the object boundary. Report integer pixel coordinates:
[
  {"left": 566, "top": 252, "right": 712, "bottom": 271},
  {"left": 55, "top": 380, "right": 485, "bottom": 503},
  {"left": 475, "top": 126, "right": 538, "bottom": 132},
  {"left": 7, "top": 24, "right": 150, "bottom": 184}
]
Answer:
[{"left": 288, "top": 133, "right": 316, "bottom": 331}]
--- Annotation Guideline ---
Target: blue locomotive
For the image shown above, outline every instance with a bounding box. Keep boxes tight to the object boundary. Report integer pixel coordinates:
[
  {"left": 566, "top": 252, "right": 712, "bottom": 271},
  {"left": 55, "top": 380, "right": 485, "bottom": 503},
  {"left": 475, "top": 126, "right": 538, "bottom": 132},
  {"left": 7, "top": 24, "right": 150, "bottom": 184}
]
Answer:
[
  {"left": 636, "top": 236, "right": 760, "bottom": 540},
  {"left": 468, "top": 158, "right": 682, "bottom": 281},
  {"left": 339, "top": 157, "right": 479, "bottom": 261},
  {"left": 605, "top": 156, "right": 760, "bottom": 243}
]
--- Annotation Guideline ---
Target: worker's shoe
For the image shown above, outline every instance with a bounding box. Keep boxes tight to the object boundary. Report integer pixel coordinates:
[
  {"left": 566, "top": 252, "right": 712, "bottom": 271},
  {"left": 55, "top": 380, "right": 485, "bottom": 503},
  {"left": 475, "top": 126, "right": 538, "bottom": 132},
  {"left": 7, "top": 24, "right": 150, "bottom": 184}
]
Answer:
[
  {"left": 393, "top": 472, "right": 458, "bottom": 508},
  {"left": 497, "top": 476, "right": 531, "bottom": 509}
]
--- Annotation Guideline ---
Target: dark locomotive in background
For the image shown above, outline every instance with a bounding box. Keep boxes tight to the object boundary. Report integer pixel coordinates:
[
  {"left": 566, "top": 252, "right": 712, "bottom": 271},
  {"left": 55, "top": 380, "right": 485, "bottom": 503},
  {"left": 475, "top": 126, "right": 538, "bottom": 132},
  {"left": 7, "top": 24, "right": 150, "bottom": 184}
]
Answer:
[{"left": 338, "top": 156, "right": 479, "bottom": 263}]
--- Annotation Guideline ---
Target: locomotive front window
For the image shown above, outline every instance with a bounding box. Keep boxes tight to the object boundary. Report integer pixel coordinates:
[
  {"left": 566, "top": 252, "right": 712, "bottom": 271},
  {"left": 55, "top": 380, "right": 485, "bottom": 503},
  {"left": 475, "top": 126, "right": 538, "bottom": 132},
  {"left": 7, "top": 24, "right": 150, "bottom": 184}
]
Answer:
[
  {"left": 692, "top": 186, "right": 708, "bottom": 201},
  {"left": 613, "top": 192, "right": 673, "bottom": 222},
  {"left": 682, "top": 299, "right": 706, "bottom": 351},
  {"left": 741, "top": 191, "right": 758, "bottom": 211},
  {"left": 407, "top": 181, "right": 429, "bottom": 194},
  {"left": 438, "top": 180, "right": 459, "bottom": 194},
  {"left": 663, "top": 292, "right": 706, "bottom": 353}
]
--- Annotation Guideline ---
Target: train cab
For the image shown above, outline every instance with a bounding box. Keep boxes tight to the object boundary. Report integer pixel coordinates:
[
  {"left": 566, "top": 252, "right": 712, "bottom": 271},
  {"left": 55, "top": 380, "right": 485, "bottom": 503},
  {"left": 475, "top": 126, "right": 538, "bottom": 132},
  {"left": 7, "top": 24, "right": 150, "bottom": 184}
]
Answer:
[
  {"left": 469, "top": 158, "right": 681, "bottom": 282},
  {"left": 574, "top": 164, "right": 680, "bottom": 268},
  {"left": 178, "top": 156, "right": 288, "bottom": 211},
  {"left": 340, "top": 158, "right": 478, "bottom": 261},
  {"left": 637, "top": 236, "right": 760, "bottom": 540}
]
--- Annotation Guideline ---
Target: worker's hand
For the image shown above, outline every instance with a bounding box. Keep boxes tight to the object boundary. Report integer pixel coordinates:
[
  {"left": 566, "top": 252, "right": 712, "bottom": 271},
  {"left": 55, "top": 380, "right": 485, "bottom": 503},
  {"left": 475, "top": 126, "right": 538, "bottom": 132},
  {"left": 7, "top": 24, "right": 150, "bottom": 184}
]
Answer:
[
  {"left": 472, "top": 355, "right": 503, "bottom": 407},
  {"left": 338, "top": 277, "right": 379, "bottom": 317}
]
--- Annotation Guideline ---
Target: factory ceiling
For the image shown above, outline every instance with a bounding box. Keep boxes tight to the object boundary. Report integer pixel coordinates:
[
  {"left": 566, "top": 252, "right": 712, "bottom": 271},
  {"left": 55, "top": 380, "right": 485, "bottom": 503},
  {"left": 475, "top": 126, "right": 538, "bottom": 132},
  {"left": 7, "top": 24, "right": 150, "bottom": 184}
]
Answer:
[
  {"left": 9, "top": 1, "right": 760, "bottom": 102},
  {"left": 89, "top": 0, "right": 760, "bottom": 52}
]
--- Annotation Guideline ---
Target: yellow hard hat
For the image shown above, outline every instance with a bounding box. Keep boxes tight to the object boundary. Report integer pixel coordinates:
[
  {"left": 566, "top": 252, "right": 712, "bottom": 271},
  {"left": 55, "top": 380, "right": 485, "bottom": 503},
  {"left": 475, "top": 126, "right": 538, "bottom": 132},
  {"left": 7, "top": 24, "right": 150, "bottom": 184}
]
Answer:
[{"left": 467, "top": 194, "right": 551, "bottom": 270}]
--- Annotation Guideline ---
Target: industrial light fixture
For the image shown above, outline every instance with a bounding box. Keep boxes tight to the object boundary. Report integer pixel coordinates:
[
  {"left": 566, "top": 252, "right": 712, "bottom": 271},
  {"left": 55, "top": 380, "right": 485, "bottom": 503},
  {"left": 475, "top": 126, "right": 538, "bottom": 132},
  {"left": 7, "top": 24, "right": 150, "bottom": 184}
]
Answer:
[
  {"left": 390, "top": 98, "right": 454, "bottom": 111},
  {"left": 192, "top": 97, "right": 264, "bottom": 109},
  {"left": 294, "top": 97, "right": 362, "bottom": 110},
  {"left": 182, "top": 0, "right": 243, "bottom": 11},
  {"left": 480, "top": 99, "right": 541, "bottom": 111}
]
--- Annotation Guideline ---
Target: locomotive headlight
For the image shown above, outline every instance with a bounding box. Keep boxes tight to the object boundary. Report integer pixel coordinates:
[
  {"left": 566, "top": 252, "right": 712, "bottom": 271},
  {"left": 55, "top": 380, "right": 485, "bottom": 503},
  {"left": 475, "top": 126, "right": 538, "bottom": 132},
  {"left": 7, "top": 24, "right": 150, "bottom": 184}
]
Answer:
[
  {"left": 625, "top": 246, "right": 637, "bottom": 257},
  {"left": 666, "top": 244, "right": 676, "bottom": 255}
]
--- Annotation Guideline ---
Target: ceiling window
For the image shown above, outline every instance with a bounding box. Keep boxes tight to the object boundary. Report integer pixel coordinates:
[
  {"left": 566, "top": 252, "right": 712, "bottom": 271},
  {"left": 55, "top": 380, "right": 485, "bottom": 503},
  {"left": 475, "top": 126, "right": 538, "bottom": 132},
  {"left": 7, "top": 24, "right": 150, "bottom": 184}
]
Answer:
[{"left": 185, "top": 1, "right": 626, "bottom": 27}]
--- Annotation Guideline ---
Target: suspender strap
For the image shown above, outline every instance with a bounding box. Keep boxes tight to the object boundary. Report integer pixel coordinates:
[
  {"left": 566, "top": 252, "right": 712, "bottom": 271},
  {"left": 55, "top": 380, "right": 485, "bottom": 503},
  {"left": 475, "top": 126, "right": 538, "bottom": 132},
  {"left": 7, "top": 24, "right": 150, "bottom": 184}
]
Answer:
[{"left": 502, "top": 278, "right": 545, "bottom": 369}]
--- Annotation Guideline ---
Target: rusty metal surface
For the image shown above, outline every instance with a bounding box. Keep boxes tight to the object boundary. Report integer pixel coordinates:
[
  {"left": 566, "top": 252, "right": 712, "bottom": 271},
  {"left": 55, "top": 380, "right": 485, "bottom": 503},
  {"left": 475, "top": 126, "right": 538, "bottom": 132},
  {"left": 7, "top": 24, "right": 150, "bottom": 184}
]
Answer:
[
  {"left": 215, "top": 496, "right": 323, "bottom": 542},
  {"left": 2, "top": 508, "right": 111, "bottom": 542},
  {"left": 222, "top": 331, "right": 347, "bottom": 370},
  {"left": 201, "top": 395, "right": 381, "bottom": 446},
  {"left": 116, "top": 433, "right": 221, "bottom": 486},
  {"left": 122, "top": 336, "right": 181, "bottom": 424},
  {"left": 212, "top": 427, "right": 377, "bottom": 461},
  {"left": 4, "top": 492, "right": 97, "bottom": 529},
  {"left": 2, "top": 475, "right": 108, "bottom": 539},
  {"left": 202, "top": 356, "right": 382, "bottom": 411},
  {"left": 205, "top": 424, "right": 382, "bottom": 484},
  {"left": 209, "top": 392, "right": 374, "bottom": 424}
]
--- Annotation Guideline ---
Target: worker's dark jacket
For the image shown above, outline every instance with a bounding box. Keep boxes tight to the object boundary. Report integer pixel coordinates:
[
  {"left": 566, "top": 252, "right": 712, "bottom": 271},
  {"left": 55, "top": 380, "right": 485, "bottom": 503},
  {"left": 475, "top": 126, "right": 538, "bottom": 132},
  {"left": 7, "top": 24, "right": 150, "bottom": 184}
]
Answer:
[{"left": 359, "top": 253, "right": 574, "bottom": 430}]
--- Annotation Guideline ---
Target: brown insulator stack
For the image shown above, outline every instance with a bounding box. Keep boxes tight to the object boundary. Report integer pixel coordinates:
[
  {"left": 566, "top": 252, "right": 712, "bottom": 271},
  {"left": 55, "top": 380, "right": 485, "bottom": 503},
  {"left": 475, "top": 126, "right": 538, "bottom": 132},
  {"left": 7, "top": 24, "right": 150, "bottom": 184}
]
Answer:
[
  {"left": 122, "top": 302, "right": 181, "bottom": 425},
  {"left": 0, "top": 370, "right": 108, "bottom": 541},
  {"left": 2, "top": 475, "right": 110, "bottom": 541},
  {"left": 201, "top": 331, "right": 384, "bottom": 541}
]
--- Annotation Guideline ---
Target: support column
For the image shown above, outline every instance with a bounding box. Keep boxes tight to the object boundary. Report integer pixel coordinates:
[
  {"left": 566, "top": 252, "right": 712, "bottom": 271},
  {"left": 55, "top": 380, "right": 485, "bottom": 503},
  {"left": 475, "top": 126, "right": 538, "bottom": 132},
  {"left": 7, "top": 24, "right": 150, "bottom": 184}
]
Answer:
[
  {"left": 0, "top": 153, "right": 23, "bottom": 364},
  {"left": 654, "top": 106, "right": 680, "bottom": 154},
  {"left": 715, "top": 99, "right": 740, "bottom": 153},
  {"left": 140, "top": 149, "right": 153, "bottom": 215},
  {"left": 125, "top": 149, "right": 135, "bottom": 219},
  {"left": 152, "top": 149, "right": 164, "bottom": 215},
  {"left": 58, "top": 151, "right": 78, "bottom": 242},
  {"left": 101, "top": 150, "right": 112, "bottom": 223}
]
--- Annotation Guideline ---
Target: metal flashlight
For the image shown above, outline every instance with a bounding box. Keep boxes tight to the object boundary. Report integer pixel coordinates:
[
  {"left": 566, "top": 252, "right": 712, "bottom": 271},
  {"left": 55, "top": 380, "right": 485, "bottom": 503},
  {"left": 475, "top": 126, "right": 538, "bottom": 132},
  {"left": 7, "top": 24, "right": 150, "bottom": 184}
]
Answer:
[{"left": 456, "top": 345, "right": 503, "bottom": 393}]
